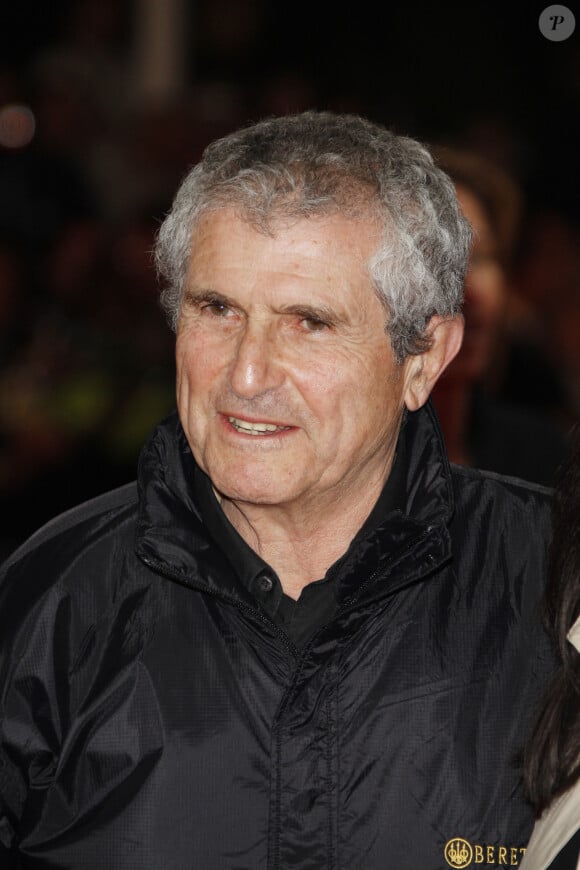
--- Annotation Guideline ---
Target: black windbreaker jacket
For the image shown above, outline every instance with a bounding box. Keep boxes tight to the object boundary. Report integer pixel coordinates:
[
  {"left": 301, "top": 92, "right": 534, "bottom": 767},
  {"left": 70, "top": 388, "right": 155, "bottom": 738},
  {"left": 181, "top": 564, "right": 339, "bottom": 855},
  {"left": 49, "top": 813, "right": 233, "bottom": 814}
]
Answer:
[{"left": 0, "top": 405, "right": 555, "bottom": 869}]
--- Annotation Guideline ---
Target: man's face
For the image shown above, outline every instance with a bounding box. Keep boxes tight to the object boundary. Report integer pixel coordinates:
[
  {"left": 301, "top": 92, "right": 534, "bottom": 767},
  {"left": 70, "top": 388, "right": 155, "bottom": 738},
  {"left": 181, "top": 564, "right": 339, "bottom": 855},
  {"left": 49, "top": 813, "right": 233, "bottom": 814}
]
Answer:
[{"left": 176, "top": 208, "right": 416, "bottom": 514}]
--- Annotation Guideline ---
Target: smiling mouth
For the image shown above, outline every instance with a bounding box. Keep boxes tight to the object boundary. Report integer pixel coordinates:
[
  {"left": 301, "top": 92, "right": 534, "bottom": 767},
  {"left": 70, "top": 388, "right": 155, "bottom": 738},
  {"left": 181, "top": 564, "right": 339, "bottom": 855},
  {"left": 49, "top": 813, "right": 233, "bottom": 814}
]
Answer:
[{"left": 227, "top": 416, "right": 292, "bottom": 435}]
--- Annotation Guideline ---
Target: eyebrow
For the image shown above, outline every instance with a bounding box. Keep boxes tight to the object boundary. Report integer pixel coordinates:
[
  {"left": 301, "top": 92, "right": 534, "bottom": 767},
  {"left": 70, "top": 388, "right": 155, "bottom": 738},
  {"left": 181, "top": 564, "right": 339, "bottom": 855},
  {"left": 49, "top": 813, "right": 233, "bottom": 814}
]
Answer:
[
  {"left": 183, "top": 288, "right": 236, "bottom": 308},
  {"left": 278, "top": 303, "right": 345, "bottom": 326}
]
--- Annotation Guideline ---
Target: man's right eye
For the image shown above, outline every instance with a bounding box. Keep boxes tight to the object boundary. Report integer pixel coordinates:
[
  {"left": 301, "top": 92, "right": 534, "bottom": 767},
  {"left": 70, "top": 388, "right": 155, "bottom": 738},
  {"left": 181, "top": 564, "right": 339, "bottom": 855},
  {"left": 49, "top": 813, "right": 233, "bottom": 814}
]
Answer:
[{"left": 202, "top": 301, "right": 231, "bottom": 317}]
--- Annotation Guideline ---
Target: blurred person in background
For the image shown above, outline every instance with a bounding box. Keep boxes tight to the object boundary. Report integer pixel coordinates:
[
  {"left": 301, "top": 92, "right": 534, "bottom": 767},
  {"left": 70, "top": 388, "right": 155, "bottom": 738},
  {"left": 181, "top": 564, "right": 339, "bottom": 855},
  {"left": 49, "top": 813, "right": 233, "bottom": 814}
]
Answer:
[
  {"left": 432, "top": 148, "right": 567, "bottom": 485},
  {"left": 522, "top": 425, "right": 580, "bottom": 869},
  {"left": 513, "top": 212, "right": 580, "bottom": 429}
]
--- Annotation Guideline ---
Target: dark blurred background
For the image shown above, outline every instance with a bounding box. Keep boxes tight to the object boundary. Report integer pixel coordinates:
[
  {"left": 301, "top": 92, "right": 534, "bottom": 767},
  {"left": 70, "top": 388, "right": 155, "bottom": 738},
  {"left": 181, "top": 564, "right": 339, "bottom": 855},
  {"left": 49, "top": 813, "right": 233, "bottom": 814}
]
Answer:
[{"left": 1, "top": 0, "right": 579, "bottom": 557}]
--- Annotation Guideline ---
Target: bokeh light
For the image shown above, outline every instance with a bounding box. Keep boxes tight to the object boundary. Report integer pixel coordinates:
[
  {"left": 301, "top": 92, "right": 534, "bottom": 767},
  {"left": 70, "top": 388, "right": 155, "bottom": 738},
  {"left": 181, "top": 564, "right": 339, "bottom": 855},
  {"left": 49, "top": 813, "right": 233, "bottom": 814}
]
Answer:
[{"left": 0, "top": 104, "right": 36, "bottom": 149}]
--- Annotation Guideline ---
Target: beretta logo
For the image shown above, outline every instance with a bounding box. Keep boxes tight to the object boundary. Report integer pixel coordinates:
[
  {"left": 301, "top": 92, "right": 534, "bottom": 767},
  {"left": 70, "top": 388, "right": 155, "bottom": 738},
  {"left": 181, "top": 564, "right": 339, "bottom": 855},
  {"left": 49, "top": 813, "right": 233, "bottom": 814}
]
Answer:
[
  {"left": 445, "top": 838, "right": 473, "bottom": 868},
  {"left": 444, "top": 837, "right": 527, "bottom": 867}
]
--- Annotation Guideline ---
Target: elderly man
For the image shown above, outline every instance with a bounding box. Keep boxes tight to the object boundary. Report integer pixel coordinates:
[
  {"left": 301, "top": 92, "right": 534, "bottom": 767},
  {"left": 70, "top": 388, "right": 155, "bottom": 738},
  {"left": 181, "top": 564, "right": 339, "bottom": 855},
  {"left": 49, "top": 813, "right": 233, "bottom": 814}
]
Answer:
[{"left": 0, "top": 113, "right": 554, "bottom": 869}]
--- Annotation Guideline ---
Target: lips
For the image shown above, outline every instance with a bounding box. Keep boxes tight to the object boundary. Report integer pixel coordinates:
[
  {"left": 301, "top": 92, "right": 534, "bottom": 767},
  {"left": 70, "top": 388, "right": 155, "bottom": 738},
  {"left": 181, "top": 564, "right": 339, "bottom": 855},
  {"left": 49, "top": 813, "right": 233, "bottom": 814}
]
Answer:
[{"left": 227, "top": 416, "right": 292, "bottom": 435}]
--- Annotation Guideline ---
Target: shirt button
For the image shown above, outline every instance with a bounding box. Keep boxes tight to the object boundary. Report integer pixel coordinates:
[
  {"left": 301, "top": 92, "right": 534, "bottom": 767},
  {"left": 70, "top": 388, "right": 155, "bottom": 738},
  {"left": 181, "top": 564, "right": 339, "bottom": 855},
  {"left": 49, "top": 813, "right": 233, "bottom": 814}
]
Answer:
[{"left": 255, "top": 573, "right": 274, "bottom": 593}]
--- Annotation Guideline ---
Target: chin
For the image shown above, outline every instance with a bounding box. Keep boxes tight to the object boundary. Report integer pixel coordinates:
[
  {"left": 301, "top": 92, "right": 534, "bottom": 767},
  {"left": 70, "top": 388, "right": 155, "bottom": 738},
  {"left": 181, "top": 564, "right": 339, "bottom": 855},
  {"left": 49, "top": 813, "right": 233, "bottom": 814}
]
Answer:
[
  {"left": 210, "top": 466, "right": 296, "bottom": 507},
  {"left": 218, "top": 484, "right": 293, "bottom": 507}
]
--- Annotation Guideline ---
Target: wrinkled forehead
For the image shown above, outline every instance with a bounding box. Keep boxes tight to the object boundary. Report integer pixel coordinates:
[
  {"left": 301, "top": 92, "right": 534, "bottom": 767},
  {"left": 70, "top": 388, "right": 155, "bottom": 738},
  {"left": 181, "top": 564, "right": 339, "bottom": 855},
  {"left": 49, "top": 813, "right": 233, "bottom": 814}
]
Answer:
[
  {"left": 188, "top": 205, "right": 383, "bottom": 262},
  {"left": 186, "top": 206, "right": 388, "bottom": 288},
  {"left": 184, "top": 207, "right": 388, "bottom": 319}
]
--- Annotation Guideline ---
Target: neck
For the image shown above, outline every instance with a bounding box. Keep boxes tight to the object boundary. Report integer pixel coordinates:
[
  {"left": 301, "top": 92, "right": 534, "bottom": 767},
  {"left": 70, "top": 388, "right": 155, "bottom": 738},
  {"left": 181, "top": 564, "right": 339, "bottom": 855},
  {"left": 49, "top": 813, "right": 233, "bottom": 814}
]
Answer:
[{"left": 220, "top": 466, "right": 392, "bottom": 600}]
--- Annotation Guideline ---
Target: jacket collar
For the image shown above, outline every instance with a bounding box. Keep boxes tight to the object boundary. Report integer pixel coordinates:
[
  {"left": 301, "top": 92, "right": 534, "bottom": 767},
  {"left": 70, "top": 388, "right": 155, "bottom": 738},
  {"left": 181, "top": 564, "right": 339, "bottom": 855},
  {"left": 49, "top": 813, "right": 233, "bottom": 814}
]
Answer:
[{"left": 135, "top": 401, "right": 454, "bottom": 605}]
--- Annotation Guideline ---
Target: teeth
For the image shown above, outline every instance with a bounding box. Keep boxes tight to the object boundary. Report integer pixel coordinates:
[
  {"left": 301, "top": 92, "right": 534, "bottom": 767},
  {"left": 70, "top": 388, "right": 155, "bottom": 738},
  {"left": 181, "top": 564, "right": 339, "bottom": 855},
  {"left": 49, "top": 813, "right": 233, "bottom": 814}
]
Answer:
[{"left": 228, "top": 416, "right": 289, "bottom": 434}]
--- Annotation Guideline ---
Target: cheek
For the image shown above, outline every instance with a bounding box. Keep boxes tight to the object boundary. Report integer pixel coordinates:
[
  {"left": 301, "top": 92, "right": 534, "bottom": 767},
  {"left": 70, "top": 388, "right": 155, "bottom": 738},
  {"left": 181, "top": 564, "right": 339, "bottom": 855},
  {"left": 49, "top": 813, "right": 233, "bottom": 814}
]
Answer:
[
  {"left": 176, "top": 330, "right": 226, "bottom": 388},
  {"left": 301, "top": 351, "right": 397, "bottom": 434},
  {"left": 175, "top": 343, "right": 196, "bottom": 402},
  {"left": 175, "top": 341, "right": 216, "bottom": 429}
]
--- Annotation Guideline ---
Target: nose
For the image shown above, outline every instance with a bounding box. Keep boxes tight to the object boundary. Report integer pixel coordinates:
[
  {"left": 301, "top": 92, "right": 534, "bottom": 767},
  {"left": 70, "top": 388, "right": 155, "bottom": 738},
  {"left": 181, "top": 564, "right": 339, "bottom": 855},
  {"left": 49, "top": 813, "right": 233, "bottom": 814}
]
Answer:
[{"left": 229, "top": 320, "right": 284, "bottom": 398}]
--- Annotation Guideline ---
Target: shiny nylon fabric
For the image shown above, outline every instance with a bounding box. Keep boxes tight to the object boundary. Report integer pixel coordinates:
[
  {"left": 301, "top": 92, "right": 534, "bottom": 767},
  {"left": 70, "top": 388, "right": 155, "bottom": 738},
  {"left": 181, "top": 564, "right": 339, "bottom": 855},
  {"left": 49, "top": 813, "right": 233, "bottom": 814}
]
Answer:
[{"left": 0, "top": 405, "right": 555, "bottom": 869}]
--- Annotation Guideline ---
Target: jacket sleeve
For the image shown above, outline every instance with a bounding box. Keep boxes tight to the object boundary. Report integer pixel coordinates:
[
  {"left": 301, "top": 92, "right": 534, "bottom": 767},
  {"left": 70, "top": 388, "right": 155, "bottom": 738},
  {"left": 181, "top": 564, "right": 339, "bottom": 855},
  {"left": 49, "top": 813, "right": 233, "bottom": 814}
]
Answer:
[
  {"left": 0, "top": 736, "right": 23, "bottom": 865},
  {"left": 0, "top": 549, "right": 63, "bottom": 863},
  {"left": 0, "top": 624, "right": 28, "bottom": 859}
]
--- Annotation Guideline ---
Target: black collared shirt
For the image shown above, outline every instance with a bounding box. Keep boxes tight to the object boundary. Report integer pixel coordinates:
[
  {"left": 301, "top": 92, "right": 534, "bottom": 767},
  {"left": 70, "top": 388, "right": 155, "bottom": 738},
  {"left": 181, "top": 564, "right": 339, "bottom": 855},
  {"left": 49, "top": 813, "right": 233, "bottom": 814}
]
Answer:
[{"left": 194, "top": 443, "right": 406, "bottom": 648}]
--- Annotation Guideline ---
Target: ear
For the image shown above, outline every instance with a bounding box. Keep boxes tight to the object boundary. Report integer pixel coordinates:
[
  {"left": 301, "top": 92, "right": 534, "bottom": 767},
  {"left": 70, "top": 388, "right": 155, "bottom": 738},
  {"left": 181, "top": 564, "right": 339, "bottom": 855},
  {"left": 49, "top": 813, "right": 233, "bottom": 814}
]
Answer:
[{"left": 403, "top": 315, "right": 465, "bottom": 411}]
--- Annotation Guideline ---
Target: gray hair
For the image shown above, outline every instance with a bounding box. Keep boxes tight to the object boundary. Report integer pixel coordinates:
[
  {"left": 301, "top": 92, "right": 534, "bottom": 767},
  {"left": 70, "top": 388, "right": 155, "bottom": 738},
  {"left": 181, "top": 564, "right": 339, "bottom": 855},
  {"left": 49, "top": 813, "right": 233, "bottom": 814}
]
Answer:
[{"left": 155, "top": 111, "right": 471, "bottom": 361}]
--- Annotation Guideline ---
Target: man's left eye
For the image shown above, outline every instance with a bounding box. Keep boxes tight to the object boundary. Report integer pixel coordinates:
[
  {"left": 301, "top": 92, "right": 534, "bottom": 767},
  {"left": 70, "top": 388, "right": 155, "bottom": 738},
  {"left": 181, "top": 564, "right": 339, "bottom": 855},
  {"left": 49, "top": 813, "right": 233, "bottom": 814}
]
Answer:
[{"left": 301, "top": 317, "right": 328, "bottom": 332}]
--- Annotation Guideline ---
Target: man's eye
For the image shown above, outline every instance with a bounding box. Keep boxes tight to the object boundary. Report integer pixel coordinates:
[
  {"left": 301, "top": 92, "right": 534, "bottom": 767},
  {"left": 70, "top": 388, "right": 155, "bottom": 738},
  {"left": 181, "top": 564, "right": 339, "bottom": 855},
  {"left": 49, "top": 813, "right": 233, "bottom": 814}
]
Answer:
[
  {"left": 301, "top": 317, "right": 328, "bottom": 332},
  {"left": 203, "top": 302, "right": 231, "bottom": 317}
]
